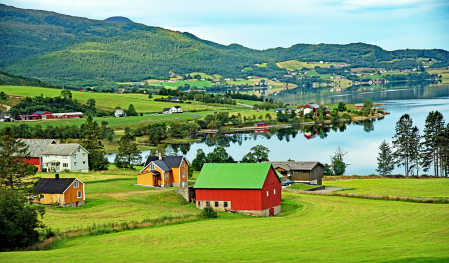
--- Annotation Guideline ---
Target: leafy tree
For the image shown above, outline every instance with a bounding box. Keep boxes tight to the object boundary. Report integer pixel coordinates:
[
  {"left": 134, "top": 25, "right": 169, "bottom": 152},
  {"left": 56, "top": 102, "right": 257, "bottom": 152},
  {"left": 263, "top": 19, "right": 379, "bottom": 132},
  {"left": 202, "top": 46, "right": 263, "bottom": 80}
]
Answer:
[
  {"left": 0, "top": 188, "right": 45, "bottom": 251},
  {"left": 241, "top": 145, "right": 270, "bottom": 163},
  {"left": 0, "top": 127, "right": 39, "bottom": 189},
  {"left": 60, "top": 89, "right": 72, "bottom": 99},
  {"left": 205, "top": 146, "right": 234, "bottom": 163},
  {"left": 148, "top": 93, "right": 153, "bottom": 99},
  {"left": 337, "top": 101, "right": 347, "bottom": 112},
  {"left": 81, "top": 115, "right": 108, "bottom": 171},
  {"left": 421, "top": 111, "right": 445, "bottom": 176},
  {"left": 333, "top": 159, "right": 346, "bottom": 176},
  {"left": 191, "top": 149, "right": 207, "bottom": 171},
  {"left": 114, "top": 132, "right": 142, "bottom": 170},
  {"left": 147, "top": 123, "right": 167, "bottom": 144},
  {"left": 200, "top": 205, "right": 217, "bottom": 219},
  {"left": 362, "top": 99, "right": 373, "bottom": 116},
  {"left": 277, "top": 111, "right": 288, "bottom": 122},
  {"left": 376, "top": 140, "right": 395, "bottom": 176},
  {"left": 0, "top": 91, "right": 6, "bottom": 100},
  {"left": 265, "top": 113, "right": 272, "bottom": 121},
  {"left": 392, "top": 114, "right": 415, "bottom": 176},
  {"left": 127, "top": 104, "right": 138, "bottom": 116},
  {"left": 323, "top": 163, "right": 333, "bottom": 176}
]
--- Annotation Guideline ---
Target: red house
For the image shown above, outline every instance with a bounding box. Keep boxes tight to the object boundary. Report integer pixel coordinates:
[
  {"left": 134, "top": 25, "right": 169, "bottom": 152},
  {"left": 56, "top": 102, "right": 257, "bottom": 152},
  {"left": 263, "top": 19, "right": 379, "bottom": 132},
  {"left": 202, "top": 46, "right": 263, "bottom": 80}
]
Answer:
[
  {"left": 254, "top": 122, "right": 269, "bottom": 128},
  {"left": 194, "top": 163, "right": 282, "bottom": 217},
  {"left": 20, "top": 139, "right": 58, "bottom": 171}
]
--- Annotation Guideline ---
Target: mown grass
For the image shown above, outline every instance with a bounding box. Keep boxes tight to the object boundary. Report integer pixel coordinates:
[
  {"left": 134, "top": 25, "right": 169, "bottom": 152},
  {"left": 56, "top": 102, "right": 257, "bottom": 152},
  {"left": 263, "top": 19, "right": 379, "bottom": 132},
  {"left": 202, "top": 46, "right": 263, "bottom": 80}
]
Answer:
[
  {"left": 325, "top": 178, "right": 449, "bottom": 198},
  {"left": 287, "top": 183, "right": 319, "bottom": 191},
  {"left": 3, "top": 192, "right": 449, "bottom": 262}
]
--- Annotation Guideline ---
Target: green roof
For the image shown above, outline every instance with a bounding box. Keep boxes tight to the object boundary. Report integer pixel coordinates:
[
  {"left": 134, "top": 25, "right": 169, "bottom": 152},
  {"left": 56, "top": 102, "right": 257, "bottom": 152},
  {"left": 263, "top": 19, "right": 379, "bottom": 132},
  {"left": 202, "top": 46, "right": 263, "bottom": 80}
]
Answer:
[
  {"left": 275, "top": 170, "right": 283, "bottom": 179},
  {"left": 194, "top": 163, "right": 273, "bottom": 189}
]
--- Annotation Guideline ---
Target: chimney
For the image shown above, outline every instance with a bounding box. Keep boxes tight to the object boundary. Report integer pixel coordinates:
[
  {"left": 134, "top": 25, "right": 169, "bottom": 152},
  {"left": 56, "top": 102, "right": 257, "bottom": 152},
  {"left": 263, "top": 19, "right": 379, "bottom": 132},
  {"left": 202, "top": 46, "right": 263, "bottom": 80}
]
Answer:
[
  {"left": 258, "top": 158, "right": 262, "bottom": 163},
  {"left": 55, "top": 174, "right": 59, "bottom": 180},
  {"left": 159, "top": 153, "right": 162, "bottom": 160}
]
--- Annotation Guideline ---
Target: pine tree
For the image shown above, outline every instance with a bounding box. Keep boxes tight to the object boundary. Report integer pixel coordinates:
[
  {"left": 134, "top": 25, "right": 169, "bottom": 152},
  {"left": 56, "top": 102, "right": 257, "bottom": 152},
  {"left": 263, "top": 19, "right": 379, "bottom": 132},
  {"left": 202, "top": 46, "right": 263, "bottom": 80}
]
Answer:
[
  {"left": 0, "top": 127, "right": 39, "bottom": 189},
  {"left": 376, "top": 140, "right": 395, "bottom": 176},
  {"left": 438, "top": 123, "right": 449, "bottom": 177},
  {"left": 114, "top": 132, "right": 142, "bottom": 170},
  {"left": 409, "top": 126, "right": 422, "bottom": 176},
  {"left": 392, "top": 114, "right": 414, "bottom": 176},
  {"left": 81, "top": 115, "right": 108, "bottom": 171},
  {"left": 421, "top": 111, "right": 445, "bottom": 176}
]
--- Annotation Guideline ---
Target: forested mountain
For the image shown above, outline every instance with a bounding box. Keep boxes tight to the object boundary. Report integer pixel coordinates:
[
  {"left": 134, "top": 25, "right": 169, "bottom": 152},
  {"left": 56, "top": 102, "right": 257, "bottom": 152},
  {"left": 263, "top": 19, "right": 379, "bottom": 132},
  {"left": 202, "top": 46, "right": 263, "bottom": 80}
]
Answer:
[
  {"left": 104, "top": 16, "right": 133, "bottom": 23},
  {"left": 0, "top": 70, "right": 60, "bottom": 88},
  {"left": 1, "top": 4, "right": 448, "bottom": 87}
]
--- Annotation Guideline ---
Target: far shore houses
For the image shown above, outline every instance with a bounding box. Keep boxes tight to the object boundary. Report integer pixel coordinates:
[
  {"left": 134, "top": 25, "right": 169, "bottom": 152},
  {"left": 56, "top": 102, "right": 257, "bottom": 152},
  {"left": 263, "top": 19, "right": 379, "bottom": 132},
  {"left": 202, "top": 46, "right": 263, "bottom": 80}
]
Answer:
[{"left": 20, "top": 111, "right": 83, "bottom": 121}]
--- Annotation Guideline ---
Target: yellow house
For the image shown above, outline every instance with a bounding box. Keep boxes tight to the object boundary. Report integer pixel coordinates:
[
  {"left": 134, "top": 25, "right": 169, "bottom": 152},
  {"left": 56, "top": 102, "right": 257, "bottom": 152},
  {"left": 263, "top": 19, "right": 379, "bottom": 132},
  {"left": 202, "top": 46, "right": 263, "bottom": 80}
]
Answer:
[
  {"left": 137, "top": 154, "right": 189, "bottom": 187},
  {"left": 31, "top": 174, "right": 85, "bottom": 207}
]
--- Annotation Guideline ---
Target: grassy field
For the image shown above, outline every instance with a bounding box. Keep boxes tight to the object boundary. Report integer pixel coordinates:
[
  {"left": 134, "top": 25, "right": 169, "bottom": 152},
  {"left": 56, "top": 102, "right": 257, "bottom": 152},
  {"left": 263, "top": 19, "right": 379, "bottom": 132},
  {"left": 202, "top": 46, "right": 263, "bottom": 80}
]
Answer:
[
  {"left": 2, "top": 188, "right": 448, "bottom": 262},
  {"left": 149, "top": 80, "right": 215, "bottom": 89},
  {"left": 325, "top": 178, "right": 449, "bottom": 198},
  {"left": 287, "top": 183, "right": 320, "bottom": 191},
  {"left": 0, "top": 86, "right": 215, "bottom": 113}
]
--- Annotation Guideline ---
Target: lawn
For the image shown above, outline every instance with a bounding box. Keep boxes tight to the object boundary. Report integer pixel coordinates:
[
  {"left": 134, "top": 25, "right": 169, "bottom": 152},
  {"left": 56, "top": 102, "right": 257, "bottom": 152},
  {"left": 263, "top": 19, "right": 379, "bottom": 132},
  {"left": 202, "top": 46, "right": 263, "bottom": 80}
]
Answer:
[
  {"left": 287, "top": 183, "right": 320, "bottom": 191},
  {"left": 149, "top": 80, "right": 215, "bottom": 89},
  {"left": 324, "top": 178, "right": 449, "bottom": 198},
  {"left": 2, "top": 192, "right": 448, "bottom": 262}
]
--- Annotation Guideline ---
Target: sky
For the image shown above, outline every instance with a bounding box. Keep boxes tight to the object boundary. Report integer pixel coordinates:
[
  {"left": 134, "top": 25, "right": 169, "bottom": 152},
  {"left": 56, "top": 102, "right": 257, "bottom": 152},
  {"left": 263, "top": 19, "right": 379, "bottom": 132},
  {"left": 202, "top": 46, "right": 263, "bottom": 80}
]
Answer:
[{"left": 3, "top": 0, "right": 449, "bottom": 51}]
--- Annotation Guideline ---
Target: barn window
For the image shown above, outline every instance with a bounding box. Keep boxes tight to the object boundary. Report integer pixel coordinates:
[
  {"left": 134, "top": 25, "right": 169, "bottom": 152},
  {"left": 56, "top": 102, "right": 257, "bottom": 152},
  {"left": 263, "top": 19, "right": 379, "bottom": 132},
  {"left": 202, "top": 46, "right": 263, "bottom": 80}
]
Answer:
[
  {"left": 224, "top": 202, "right": 228, "bottom": 208},
  {"left": 215, "top": 202, "right": 219, "bottom": 207},
  {"left": 206, "top": 201, "right": 210, "bottom": 207},
  {"left": 274, "top": 189, "right": 276, "bottom": 194},
  {"left": 77, "top": 191, "right": 82, "bottom": 198},
  {"left": 267, "top": 191, "right": 269, "bottom": 197}
]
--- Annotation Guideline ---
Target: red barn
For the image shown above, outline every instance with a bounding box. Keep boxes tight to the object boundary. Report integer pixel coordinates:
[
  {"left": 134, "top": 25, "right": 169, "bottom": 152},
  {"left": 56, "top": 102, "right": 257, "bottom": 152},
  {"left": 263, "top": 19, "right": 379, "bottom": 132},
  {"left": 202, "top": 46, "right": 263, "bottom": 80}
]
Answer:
[
  {"left": 33, "top": 111, "right": 53, "bottom": 120},
  {"left": 194, "top": 163, "right": 282, "bottom": 216},
  {"left": 254, "top": 122, "right": 269, "bottom": 128}
]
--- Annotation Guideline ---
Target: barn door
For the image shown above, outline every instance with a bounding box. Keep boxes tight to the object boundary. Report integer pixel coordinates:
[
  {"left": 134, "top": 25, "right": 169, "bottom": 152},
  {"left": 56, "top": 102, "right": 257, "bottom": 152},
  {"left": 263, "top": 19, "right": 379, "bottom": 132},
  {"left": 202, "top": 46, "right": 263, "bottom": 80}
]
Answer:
[{"left": 269, "top": 208, "right": 274, "bottom": 216}]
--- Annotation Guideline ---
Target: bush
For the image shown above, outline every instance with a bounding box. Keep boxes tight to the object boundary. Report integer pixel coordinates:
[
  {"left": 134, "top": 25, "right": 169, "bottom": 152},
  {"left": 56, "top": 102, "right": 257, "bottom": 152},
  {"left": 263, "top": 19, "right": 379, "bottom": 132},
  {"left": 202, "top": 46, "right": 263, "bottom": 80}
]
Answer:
[
  {"left": 200, "top": 206, "right": 218, "bottom": 219},
  {"left": 0, "top": 188, "right": 44, "bottom": 251}
]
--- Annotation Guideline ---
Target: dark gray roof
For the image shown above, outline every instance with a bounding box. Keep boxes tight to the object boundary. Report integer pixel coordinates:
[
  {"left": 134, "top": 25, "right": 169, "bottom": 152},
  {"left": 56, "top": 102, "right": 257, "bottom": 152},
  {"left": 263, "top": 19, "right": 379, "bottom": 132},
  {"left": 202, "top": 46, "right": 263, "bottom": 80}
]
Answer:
[
  {"left": 163, "top": 108, "right": 170, "bottom": 111},
  {"left": 0, "top": 113, "right": 13, "bottom": 118},
  {"left": 32, "top": 111, "right": 50, "bottom": 115},
  {"left": 276, "top": 108, "right": 286, "bottom": 111},
  {"left": 150, "top": 170, "right": 160, "bottom": 175},
  {"left": 20, "top": 139, "right": 57, "bottom": 157},
  {"left": 173, "top": 106, "right": 182, "bottom": 109},
  {"left": 143, "top": 156, "right": 185, "bottom": 168},
  {"left": 170, "top": 96, "right": 178, "bottom": 100},
  {"left": 153, "top": 160, "right": 171, "bottom": 172},
  {"left": 267, "top": 161, "right": 324, "bottom": 171},
  {"left": 41, "top": 144, "right": 87, "bottom": 155},
  {"left": 34, "top": 178, "right": 76, "bottom": 194}
]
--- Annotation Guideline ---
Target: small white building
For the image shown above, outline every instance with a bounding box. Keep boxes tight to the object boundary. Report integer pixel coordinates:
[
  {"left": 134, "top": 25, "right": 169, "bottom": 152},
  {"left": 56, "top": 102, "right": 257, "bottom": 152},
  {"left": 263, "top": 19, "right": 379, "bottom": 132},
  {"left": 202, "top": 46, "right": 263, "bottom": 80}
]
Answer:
[
  {"left": 41, "top": 144, "right": 89, "bottom": 173},
  {"left": 114, "top": 109, "right": 127, "bottom": 117},
  {"left": 0, "top": 113, "right": 14, "bottom": 122},
  {"left": 171, "top": 106, "right": 183, "bottom": 113},
  {"left": 163, "top": 108, "right": 171, "bottom": 114}
]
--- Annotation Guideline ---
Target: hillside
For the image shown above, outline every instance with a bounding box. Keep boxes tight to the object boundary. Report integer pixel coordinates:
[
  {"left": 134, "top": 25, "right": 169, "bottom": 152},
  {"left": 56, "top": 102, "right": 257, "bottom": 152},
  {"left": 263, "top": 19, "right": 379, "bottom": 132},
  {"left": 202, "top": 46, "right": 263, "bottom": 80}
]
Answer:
[
  {"left": 1, "top": 4, "right": 449, "bottom": 87},
  {"left": 0, "top": 70, "right": 60, "bottom": 88}
]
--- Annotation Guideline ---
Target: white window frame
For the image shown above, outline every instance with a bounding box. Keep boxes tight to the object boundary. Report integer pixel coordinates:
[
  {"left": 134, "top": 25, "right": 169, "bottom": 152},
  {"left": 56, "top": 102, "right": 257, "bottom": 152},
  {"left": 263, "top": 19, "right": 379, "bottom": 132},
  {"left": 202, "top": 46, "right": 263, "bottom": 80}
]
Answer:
[
  {"left": 267, "top": 191, "right": 269, "bottom": 197},
  {"left": 274, "top": 189, "right": 276, "bottom": 195},
  {"left": 62, "top": 155, "right": 68, "bottom": 159},
  {"left": 83, "top": 161, "right": 86, "bottom": 165},
  {"left": 78, "top": 148, "right": 81, "bottom": 153},
  {"left": 63, "top": 163, "right": 69, "bottom": 168},
  {"left": 150, "top": 163, "right": 155, "bottom": 170},
  {"left": 74, "top": 181, "right": 79, "bottom": 188},
  {"left": 165, "top": 172, "right": 169, "bottom": 180},
  {"left": 182, "top": 161, "right": 185, "bottom": 168},
  {"left": 182, "top": 171, "right": 185, "bottom": 178},
  {"left": 44, "top": 155, "right": 49, "bottom": 158},
  {"left": 73, "top": 154, "right": 77, "bottom": 159},
  {"left": 82, "top": 153, "right": 86, "bottom": 158},
  {"left": 77, "top": 191, "right": 82, "bottom": 198},
  {"left": 74, "top": 162, "right": 77, "bottom": 166}
]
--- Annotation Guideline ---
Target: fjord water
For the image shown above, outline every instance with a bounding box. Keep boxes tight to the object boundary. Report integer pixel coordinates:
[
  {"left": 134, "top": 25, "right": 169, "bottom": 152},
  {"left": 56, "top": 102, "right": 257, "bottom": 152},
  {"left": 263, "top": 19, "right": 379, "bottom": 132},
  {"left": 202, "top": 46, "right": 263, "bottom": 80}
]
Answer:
[{"left": 108, "top": 83, "right": 449, "bottom": 175}]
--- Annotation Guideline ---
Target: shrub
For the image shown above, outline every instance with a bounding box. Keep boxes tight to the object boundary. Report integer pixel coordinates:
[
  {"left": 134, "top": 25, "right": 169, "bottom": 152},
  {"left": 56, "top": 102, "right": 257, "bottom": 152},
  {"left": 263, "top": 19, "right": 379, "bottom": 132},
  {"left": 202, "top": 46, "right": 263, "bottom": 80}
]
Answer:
[{"left": 200, "top": 206, "right": 217, "bottom": 219}]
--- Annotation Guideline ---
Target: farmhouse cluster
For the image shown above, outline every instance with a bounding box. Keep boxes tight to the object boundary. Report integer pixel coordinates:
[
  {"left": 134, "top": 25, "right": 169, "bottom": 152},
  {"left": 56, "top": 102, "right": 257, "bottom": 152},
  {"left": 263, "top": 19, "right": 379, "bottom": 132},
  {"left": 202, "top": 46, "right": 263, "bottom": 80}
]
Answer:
[{"left": 19, "top": 111, "right": 84, "bottom": 121}]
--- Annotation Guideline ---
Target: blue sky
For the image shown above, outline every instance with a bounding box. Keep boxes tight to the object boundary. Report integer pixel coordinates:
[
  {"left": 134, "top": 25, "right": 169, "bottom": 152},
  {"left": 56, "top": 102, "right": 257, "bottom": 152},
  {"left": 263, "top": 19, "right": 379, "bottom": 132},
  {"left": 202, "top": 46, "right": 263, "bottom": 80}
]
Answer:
[{"left": 3, "top": 0, "right": 449, "bottom": 51}]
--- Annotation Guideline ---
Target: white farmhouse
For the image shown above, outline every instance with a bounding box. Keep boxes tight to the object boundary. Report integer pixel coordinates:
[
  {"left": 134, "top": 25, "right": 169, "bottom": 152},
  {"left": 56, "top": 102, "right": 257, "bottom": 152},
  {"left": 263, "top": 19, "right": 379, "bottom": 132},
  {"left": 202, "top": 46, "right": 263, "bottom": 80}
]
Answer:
[
  {"left": 163, "top": 108, "right": 171, "bottom": 114},
  {"left": 41, "top": 144, "right": 89, "bottom": 173},
  {"left": 171, "top": 106, "right": 183, "bottom": 113},
  {"left": 114, "top": 109, "right": 127, "bottom": 117}
]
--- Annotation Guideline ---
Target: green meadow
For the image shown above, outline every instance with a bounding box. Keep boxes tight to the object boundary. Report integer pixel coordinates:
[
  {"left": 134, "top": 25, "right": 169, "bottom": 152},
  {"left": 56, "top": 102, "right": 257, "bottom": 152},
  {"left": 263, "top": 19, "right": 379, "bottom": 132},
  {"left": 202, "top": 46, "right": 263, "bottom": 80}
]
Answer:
[
  {"left": 149, "top": 80, "right": 215, "bottom": 89},
  {"left": 1, "top": 175, "right": 448, "bottom": 262},
  {"left": 325, "top": 178, "right": 449, "bottom": 198}
]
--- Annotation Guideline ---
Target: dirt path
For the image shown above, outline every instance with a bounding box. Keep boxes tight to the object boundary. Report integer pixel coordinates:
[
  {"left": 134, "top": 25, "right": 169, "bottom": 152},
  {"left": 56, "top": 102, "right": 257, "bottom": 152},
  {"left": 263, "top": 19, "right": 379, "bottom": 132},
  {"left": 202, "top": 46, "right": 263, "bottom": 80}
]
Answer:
[{"left": 1, "top": 104, "right": 11, "bottom": 111}]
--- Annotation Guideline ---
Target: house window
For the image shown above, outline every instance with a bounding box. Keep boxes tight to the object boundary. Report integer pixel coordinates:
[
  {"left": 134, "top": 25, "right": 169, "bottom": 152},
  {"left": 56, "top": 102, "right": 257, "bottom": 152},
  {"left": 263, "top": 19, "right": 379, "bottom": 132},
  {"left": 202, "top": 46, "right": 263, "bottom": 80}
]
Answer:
[
  {"left": 73, "top": 154, "right": 77, "bottom": 159},
  {"left": 82, "top": 153, "right": 86, "bottom": 158},
  {"left": 224, "top": 202, "right": 228, "bottom": 208},
  {"left": 206, "top": 201, "right": 210, "bottom": 207},
  {"left": 182, "top": 171, "right": 185, "bottom": 178},
  {"left": 74, "top": 181, "right": 79, "bottom": 188},
  {"left": 215, "top": 202, "right": 219, "bottom": 207},
  {"left": 165, "top": 173, "right": 169, "bottom": 180},
  {"left": 150, "top": 163, "right": 155, "bottom": 170},
  {"left": 44, "top": 155, "right": 49, "bottom": 158},
  {"left": 83, "top": 161, "right": 86, "bottom": 165},
  {"left": 62, "top": 156, "right": 68, "bottom": 159},
  {"left": 74, "top": 162, "right": 77, "bottom": 166},
  {"left": 77, "top": 191, "right": 82, "bottom": 198},
  {"left": 182, "top": 161, "right": 185, "bottom": 168},
  {"left": 63, "top": 163, "right": 68, "bottom": 168},
  {"left": 267, "top": 191, "right": 269, "bottom": 197},
  {"left": 45, "top": 163, "right": 49, "bottom": 167},
  {"left": 274, "top": 189, "right": 276, "bottom": 195},
  {"left": 78, "top": 148, "right": 81, "bottom": 153}
]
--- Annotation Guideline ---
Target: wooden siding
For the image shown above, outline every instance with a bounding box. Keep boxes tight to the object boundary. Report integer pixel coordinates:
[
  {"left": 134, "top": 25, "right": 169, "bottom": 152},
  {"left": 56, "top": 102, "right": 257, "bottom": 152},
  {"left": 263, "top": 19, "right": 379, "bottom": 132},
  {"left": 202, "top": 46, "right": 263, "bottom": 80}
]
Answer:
[
  {"left": 137, "top": 165, "right": 164, "bottom": 186},
  {"left": 261, "top": 167, "right": 282, "bottom": 210},
  {"left": 172, "top": 158, "right": 188, "bottom": 183},
  {"left": 64, "top": 180, "right": 84, "bottom": 205}
]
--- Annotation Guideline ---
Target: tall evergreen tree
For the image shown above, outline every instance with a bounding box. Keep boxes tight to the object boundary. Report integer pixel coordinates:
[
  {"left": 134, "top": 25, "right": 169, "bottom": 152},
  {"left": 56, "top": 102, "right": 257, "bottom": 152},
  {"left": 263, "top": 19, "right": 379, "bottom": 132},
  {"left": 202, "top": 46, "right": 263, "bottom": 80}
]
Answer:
[
  {"left": 439, "top": 124, "right": 449, "bottom": 177},
  {"left": 392, "top": 114, "right": 414, "bottom": 176},
  {"left": 376, "top": 140, "right": 395, "bottom": 176},
  {"left": 421, "top": 111, "right": 445, "bottom": 176},
  {"left": 0, "top": 127, "right": 38, "bottom": 190},
  {"left": 409, "top": 126, "right": 422, "bottom": 176},
  {"left": 81, "top": 115, "right": 108, "bottom": 171},
  {"left": 114, "top": 132, "right": 142, "bottom": 170}
]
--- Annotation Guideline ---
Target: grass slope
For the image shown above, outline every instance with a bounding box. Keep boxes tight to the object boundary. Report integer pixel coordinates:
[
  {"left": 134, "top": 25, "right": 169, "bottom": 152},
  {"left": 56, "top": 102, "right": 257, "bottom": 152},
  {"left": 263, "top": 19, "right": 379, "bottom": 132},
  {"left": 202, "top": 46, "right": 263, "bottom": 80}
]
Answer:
[
  {"left": 2, "top": 192, "right": 448, "bottom": 262},
  {"left": 325, "top": 178, "right": 449, "bottom": 198}
]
